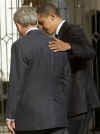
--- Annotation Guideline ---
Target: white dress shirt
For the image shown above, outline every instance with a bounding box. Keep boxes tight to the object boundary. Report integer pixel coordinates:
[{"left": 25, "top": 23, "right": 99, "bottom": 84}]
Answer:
[{"left": 56, "top": 20, "right": 65, "bottom": 35}]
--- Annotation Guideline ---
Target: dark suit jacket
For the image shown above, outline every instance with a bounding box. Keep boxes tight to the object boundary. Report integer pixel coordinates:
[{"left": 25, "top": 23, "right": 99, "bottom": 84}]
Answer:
[
  {"left": 57, "top": 21, "right": 100, "bottom": 117},
  {"left": 7, "top": 30, "right": 71, "bottom": 131}
]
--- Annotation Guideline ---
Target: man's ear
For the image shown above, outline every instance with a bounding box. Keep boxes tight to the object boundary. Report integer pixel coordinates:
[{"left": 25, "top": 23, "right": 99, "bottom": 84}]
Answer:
[{"left": 16, "top": 23, "right": 22, "bottom": 30}]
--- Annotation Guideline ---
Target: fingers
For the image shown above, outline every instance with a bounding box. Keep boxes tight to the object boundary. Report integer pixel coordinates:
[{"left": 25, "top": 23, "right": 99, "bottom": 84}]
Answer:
[
  {"left": 53, "top": 37, "right": 58, "bottom": 41},
  {"left": 11, "top": 121, "right": 15, "bottom": 129},
  {"left": 49, "top": 40, "right": 71, "bottom": 52},
  {"left": 48, "top": 44, "right": 57, "bottom": 48},
  {"left": 49, "top": 41, "right": 57, "bottom": 45},
  {"left": 49, "top": 46, "right": 60, "bottom": 52},
  {"left": 49, "top": 38, "right": 59, "bottom": 45},
  {"left": 48, "top": 42, "right": 60, "bottom": 51},
  {"left": 6, "top": 120, "right": 15, "bottom": 134}
]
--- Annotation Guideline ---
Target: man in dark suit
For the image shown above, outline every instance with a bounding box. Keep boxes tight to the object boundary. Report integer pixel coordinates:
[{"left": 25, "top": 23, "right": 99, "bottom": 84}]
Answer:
[
  {"left": 6, "top": 6, "right": 71, "bottom": 134},
  {"left": 37, "top": 3, "right": 100, "bottom": 134}
]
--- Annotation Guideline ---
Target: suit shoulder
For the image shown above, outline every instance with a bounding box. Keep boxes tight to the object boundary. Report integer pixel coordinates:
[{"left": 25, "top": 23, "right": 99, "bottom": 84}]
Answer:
[
  {"left": 64, "top": 22, "right": 83, "bottom": 33},
  {"left": 11, "top": 39, "right": 20, "bottom": 50},
  {"left": 20, "top": 30, "right": 50, "bottom": 46},
  {"left": 64, "top": 23, "right": 87, "bottom": 41},
  {"left": 12, "top": 34, "right": 31, "bottom": 51}
]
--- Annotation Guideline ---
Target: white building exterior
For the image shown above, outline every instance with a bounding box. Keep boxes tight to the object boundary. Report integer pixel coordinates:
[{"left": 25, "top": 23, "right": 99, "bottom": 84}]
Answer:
[{"left": 0, "top": 0, "right": 22, "bottom": 81}]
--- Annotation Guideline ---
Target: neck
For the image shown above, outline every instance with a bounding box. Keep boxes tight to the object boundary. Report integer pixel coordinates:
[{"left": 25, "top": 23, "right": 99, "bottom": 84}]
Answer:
[
  {"left": 55, "top": 17, "right": 63, "bottom": 31},
  {"left": 57, "top": 17, "right": 63, "bottom": 25},
  {"left": 25, "top": 25, "right": 37, "bottom": 34}
]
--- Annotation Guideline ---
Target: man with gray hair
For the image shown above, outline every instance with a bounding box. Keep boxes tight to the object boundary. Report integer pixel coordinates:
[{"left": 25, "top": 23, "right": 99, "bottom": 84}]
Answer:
[{"left": 6, "top": 6, "right": 71, "bottom": 134}]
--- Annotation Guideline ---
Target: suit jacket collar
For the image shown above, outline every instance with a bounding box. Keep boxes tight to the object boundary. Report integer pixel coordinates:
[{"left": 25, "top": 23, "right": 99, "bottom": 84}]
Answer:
[
  {"left": 58, "top": 21, "right": 70, "bottom": 38},
  {"left": 26, "top": 27, "right": 39, "bottom": 35},
  {"left": 56, "top": 20, "right": 66, "bottom": 35}
]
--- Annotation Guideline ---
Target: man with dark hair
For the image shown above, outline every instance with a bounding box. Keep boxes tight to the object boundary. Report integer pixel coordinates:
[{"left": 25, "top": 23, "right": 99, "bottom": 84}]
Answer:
[
  {"left": 6, "top": 6, "right": 71, "bottom": 134},
  {"left": 37, "top": 3, "right": 100, "bottom": 134}
]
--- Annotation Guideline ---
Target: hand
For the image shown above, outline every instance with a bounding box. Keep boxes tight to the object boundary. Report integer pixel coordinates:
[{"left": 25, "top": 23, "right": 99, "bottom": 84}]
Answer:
[
  {"left": 6, "top": 120, "right": 15, "bottom": 134},
  {"left": 48, "top": 38, "right": 71, "bottom": 52}
]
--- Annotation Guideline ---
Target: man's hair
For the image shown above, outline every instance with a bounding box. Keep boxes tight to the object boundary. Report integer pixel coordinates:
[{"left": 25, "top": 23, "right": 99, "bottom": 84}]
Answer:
[
  {"left": 14, "top": 6, "right": 38, "bottom": 27},
  {"left": 36, "top": 3, "right": 60, "bottom": 17}
]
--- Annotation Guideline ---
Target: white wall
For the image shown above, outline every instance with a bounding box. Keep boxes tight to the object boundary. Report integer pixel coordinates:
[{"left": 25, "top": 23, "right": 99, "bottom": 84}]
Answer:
[{"left": 0, "top": 0, "right": 22, "bottom": 81}]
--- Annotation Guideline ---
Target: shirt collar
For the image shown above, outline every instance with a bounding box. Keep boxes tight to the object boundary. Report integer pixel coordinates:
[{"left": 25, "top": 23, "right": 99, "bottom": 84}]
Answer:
[
  {"left": 25, "top": 27, "right": 39, "bottom": 35},
  {"left": 56, "top": 20, "right": 66, "bottom": 35}
]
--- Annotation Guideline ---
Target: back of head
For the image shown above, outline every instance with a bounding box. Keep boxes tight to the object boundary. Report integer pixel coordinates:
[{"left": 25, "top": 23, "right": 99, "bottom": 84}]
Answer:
[
  {"left": 14, "top": 6, "right": 38, "bottom": 27},
  {"left": 36, "top": 3, "right": 60, "bottom": 17}
]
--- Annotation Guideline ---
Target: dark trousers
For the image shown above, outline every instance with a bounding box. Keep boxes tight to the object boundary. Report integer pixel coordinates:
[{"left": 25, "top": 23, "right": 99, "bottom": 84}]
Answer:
[
  {"left": 15, "top": 127, "right": 69, "bottom": 134},
  {"left": 68, "top": 113, "right": 90, "bottom": 134}
]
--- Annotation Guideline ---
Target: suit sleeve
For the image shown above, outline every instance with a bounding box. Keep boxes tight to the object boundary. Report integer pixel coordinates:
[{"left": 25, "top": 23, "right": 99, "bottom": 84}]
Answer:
[
  {"left": 66, "top": 25, "right": 96, "bottom": 59},
  {"left": 6, "top": 42, "right": 28, "bottom": 119}
]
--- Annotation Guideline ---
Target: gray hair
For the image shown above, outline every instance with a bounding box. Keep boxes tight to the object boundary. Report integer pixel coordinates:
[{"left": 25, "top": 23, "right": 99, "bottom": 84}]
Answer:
[{"left": 14, "top": 6, "right": 38, "bottom": 27}]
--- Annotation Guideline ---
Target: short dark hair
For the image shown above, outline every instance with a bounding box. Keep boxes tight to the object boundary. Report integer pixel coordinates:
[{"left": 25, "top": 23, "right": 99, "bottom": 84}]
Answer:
[{"left": 36, "top": 3, "right": 60, "bottom": 17}]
